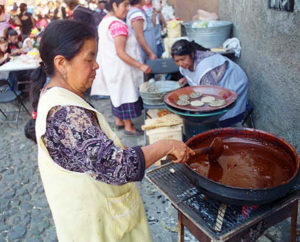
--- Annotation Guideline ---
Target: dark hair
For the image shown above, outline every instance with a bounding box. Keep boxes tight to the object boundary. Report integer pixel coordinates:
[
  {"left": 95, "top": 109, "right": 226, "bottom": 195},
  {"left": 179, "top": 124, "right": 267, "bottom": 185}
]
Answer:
[
  {"left": 19, "top": 3, "right": 27, "bottom": 14},
  {"left": 129, "top": 0, "right": 142, "bottom": 5},
  {"left": 171, "top": 39, "right": 209, "bottom": 58},
  {"left": 107, "top": 0, "right": 125, "bottom": 11},
  {"left": 26, "top": 20, "right": 96, "bottom": 143},
  {"left": 64, "top": 0, "right": 79, "bottom": 10},
  {"left": 0, "top": 5, "right": 4, "bottom": 14},
  {"left": 6, "top": 28, "right": 18, "bottom": 37}
]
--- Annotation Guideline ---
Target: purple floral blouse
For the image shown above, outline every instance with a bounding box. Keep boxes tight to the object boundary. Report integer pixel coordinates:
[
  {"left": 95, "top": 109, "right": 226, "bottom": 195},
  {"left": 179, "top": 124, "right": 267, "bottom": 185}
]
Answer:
[{"left": 42, "top": 105, "right": 145, "bottom": 185}]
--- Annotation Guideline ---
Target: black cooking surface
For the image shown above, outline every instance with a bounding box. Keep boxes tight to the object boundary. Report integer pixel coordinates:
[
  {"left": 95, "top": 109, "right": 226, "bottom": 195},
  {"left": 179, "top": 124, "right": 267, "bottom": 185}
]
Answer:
[{"left": 146, "top": 162, "right": 300, "bottom": 240}]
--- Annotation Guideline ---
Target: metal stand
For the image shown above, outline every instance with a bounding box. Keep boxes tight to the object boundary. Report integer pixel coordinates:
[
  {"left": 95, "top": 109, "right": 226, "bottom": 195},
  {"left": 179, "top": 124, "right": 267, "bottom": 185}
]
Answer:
[{"left": 178, "top": 198, "right": 299, "bottom": 242}]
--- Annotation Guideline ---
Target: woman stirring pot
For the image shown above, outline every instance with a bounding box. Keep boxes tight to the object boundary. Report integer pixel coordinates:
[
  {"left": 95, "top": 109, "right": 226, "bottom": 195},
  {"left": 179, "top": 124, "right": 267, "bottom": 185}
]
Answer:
[
  {"left": 29, "top": 20, "right": 193, "bottom": 241},
  {"left": 171, "top": 39, "right": 249, "bottom": 127}
]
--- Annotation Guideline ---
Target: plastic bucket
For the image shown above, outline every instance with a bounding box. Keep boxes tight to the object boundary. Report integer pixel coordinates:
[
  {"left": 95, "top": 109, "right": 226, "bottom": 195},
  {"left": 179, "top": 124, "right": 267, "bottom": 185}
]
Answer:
[{"left": 182, "top": 20, "right": 233, "bottom": 48}]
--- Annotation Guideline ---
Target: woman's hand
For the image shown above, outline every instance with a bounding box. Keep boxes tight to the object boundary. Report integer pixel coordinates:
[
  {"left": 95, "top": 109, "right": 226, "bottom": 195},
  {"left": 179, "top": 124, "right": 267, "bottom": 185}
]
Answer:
[
  {"left": 139, "top": 64, "right": 152, "bottom": 74},
  {"left": 4, "top": 53, "right": 10, "bottom": 61},
  {"left": 166, "top": 140, "right": 195, "bottom": 163},
  {"left": 178, "top": 77, "right": 188, "bottom": 87},
  {"left": 142, "top": 139, "right": 195, "bottom": 168},
  {"left": 149, "top": 52, "right": 157, "bottom": 60}
]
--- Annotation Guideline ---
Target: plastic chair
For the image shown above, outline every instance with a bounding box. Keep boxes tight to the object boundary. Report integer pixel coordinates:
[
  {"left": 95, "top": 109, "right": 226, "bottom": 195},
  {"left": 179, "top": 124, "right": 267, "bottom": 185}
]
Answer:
[{"left": 0, "top": 79, "right": 30, "bottom": 126}]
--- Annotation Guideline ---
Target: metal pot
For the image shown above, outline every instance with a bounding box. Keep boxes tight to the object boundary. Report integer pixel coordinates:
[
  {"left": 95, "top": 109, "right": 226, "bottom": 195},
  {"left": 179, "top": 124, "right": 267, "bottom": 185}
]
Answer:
[{"left": 183, "top": 128, "right": 299, "bottom": 205}]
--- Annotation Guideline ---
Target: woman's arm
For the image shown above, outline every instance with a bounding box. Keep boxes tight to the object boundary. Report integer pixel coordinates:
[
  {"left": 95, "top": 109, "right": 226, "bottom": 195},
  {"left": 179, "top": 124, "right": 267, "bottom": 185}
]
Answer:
[
  {"left": 159, "top": 11, "right": 167, "bottom": 28},
  {"left": 141, "top": 139, "right": 194, "bottom": 168},
  {"left": 131, "top": 19, "right": 157, "bottom": 60},
  {"left": 114, "top": 35, "right": 151, "bottom": 73},
  {"left": 43, "top": 106, "right": 194, "bottom": 185},
  {"left": 30, "top": 15, "right": 36, "bottom": 29},
  {"left": 151, "top": 9, "right": 157, "bottom": 26},
  {"left": 0, "top": 53, "right": 9, "bottom": 65}
]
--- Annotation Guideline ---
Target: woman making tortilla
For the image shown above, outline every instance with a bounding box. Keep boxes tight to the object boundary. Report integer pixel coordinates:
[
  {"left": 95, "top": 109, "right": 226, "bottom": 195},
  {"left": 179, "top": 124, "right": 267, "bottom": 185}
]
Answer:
[
  {"left": 30, "top": 20, "right": 193, "bottom": 241},
  {"left": 171, "top": 39, "right": 249, "bottom": 127}
]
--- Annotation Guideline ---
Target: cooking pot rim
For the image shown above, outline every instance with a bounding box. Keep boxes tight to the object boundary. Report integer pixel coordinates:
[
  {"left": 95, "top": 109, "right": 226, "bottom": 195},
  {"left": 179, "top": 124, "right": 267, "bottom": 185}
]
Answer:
[{"left": 185, "top": 127, "right": 299, "bottom": 191}]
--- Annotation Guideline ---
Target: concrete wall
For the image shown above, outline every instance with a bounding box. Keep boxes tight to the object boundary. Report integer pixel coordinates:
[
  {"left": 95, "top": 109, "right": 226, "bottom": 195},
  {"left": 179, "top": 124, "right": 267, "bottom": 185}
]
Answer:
[
  {"left": 219, "top": 0, "right": 300, "bottom": 153},
  {"left": 168, "top": 0, "right": 218, "bottom": 21}
]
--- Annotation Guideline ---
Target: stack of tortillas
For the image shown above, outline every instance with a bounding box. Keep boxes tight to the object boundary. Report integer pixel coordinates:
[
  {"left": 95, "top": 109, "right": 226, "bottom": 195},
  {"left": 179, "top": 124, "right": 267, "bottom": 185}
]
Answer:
[{"left": 142, "top": 114, "right": 183, "bottom": 130}]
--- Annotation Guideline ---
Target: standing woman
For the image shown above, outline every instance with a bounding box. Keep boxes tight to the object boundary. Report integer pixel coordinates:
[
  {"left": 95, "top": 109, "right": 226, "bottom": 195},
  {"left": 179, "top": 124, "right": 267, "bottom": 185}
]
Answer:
[
  {"left": 0, "top": 5, "right": 11, "bottom": 37},
  {"left": 16, "top": 3, "right": 35, "bottom": 39},
  {"left": 91, "top": 0, "right": 151, "bottom": 135},
  {"left": 29, "top": 19, "right": 193, "bottom": 241},
  {"left": 126, "top": 0, "right": 157, "bottom": 63}
]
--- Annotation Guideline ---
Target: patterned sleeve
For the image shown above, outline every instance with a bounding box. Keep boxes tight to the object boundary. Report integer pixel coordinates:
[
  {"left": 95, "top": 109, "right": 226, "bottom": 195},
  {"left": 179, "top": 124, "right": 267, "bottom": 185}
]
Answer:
[
  {"left": 108, "top": 20, "right": 128, "bottom": 38},
  {"left": 42, "top": 105, "right": 145, "bottom": 185}
]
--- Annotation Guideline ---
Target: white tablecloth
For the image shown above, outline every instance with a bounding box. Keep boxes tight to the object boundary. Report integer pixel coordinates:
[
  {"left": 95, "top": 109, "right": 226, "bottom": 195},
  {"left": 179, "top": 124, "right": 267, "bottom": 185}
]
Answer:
[{"left": 0, "top": 55, "right": 39, "bottom": 72}]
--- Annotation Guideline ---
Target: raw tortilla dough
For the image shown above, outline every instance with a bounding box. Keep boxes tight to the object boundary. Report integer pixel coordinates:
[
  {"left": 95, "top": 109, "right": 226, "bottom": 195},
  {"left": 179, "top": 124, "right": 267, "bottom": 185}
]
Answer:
[
  {"left": 209, "top": 99, "right": 226, "bottom": 107},
  {"left": 201, "top": 96, "right": 215, "bottom": 103},
  {"left": 190, "top": 100, "right": 205, "bottom": 107},
  {"left": 178, "top": 94, "right": 189, "bottom": 101},
  {"left": 189, "top": 92, "right": 202, "bottom": 98},
  {"left": 176, "top": 99, "right": 190, "bottom": 106}
]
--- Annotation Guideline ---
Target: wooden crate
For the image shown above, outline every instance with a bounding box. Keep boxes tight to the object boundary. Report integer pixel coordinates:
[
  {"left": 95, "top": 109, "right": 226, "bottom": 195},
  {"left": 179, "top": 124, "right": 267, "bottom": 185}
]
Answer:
[{"left": 146, "top": 124, "right": 183, "bottom": 166}]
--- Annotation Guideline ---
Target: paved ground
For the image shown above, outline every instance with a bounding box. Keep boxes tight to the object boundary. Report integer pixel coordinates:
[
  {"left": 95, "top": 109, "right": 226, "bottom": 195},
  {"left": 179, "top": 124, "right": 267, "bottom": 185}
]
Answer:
[{"left": 0, "top": 96, "right": 299, "bottom": 241}]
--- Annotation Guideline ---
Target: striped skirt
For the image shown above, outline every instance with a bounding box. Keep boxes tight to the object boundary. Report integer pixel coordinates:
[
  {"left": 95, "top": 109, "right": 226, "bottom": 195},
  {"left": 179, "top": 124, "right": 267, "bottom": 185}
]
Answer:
[{"left": 111, "top": 97, "right": 143, "bottom": 120}]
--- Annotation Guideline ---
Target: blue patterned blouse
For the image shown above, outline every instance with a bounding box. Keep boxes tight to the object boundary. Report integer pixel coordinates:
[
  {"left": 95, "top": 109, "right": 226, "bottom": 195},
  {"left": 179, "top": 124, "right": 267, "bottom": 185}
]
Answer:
[{"left": 42, "top": 105, "right": 145, "bottom": 185}]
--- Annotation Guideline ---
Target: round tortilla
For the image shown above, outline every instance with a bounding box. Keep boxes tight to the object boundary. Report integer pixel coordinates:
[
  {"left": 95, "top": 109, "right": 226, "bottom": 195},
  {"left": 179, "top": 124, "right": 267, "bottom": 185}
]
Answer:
[
  {"left": 190, "top": 100, "right": 204, "bottom": 107},
  {"left": 176, "top": 99, "right": 190, "bottom": 106},
  {"left": 178, "top": 94, "right": 189, "bottom": 101},
  {"left": 189, "top": 92, "right": 202, "bottom": 98},
  {"left": 201, "top": 96, "right": 215, "bottom": 103},
  {"left": 209, "top": 99, "right": 226, "bottom": 107}
]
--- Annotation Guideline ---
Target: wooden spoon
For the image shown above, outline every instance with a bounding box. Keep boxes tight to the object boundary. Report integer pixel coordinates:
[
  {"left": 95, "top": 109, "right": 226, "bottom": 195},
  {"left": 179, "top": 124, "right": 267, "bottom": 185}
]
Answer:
[{"left": 193, "top": 137, "right": 224, "bottom": 162}]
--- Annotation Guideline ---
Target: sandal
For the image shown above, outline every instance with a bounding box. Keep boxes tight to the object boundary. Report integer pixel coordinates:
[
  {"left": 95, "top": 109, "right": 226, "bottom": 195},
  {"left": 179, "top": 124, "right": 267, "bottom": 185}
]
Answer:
[
  {"left": 115, "top": 125, "right": 125, "bottom": 130},
  {"left": 124, "top": 129, "right": 144, "bottom": 136}
]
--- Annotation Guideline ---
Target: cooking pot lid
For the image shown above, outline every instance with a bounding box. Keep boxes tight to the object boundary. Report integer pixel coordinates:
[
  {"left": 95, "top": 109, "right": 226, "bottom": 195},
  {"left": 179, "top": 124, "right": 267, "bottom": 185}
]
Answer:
[{"left": 164, "top": 85, "right": 237, "bottom": 113}]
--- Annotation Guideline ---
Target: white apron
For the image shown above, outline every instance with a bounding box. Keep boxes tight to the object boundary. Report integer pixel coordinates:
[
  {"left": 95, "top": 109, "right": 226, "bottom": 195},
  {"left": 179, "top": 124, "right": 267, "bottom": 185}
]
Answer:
[
  {"left": 91, "top": 16, "right": 144, "bottom": 108},
  {"left": 35, "top": 87, "right": 152, "bottom": 242}
]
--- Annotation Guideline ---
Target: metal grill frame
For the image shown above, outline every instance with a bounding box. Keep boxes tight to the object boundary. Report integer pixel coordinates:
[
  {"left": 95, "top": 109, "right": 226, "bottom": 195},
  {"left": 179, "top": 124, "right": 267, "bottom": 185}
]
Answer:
[{"left": 146, "top": 162, "right": 300, "bottom": 241}]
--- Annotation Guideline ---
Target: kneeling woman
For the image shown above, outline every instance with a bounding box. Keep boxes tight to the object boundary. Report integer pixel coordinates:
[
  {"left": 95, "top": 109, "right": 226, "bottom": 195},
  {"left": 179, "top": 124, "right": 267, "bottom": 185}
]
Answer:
[{"left": 171, "top": 39, "right": 248, "bottom": 127}]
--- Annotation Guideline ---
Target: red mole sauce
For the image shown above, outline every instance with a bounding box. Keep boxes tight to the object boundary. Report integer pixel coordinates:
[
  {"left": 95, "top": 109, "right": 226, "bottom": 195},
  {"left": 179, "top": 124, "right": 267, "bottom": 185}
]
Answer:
[{"left": 188, "top": 137, "right": 295, "bottom": 189}]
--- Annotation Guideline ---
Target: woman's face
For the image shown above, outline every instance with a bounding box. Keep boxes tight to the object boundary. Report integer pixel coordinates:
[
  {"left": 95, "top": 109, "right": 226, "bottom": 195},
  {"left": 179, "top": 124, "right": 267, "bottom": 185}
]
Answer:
[
  {"left": 113, "top": 0, "right": 129, "bottom": 19},
  {"left": 173, "top": 54, "right": 194, "bottom": 70},
  {"left": 145, "top": 0, "right": 152, "bottom": 5},
  {"left": 64, "top": 38, "right": 99, "bottom": 95},
  {"left": 0, "top": 42, "right": 8, "bottom": 52}
]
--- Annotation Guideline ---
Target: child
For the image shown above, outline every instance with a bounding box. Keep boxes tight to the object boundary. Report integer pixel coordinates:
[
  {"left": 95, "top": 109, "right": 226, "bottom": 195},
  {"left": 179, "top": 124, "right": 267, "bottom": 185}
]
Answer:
[
  {"left": 22, "top": 28, "right": 39, "bottom": 52},
  {"left": 0, "top": 36, "right": 10, "bottom": 65},
  {"left": 6, "top": 27, "right": 24, "bottom": 56}
]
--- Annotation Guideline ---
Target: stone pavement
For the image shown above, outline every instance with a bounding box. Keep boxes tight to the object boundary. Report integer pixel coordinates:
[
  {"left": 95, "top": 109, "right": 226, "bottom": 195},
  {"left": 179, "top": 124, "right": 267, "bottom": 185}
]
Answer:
[{"left": 0, "top": 96, "right": 299, "bottom": 242}]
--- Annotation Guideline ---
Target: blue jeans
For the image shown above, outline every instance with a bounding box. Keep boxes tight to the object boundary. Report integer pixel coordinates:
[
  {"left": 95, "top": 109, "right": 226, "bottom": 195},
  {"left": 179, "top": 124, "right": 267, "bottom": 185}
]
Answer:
[
  {"left": 157, "top": 43, "right": 164, "bottom": 58},
  {"left": 8, "top": 72, "right": 17, "bottom": 91}
]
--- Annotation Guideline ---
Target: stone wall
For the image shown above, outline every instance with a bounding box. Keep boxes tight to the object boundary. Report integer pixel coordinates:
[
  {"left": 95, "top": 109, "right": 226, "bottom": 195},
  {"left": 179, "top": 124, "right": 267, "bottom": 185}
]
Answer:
[
  {"left": 168, "top": 0, "right": 218, "bottom": 21},
  {"left": 219, "top": 0, "right": 300, "bottom": 153}
]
